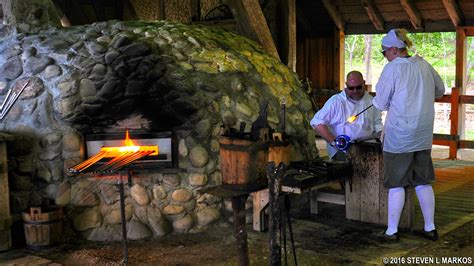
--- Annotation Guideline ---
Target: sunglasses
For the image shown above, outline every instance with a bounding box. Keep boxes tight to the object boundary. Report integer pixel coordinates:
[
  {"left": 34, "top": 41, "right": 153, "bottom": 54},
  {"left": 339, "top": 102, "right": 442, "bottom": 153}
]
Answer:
[{"left": 346, "top": 85, "right": 363, "bottom": 91}]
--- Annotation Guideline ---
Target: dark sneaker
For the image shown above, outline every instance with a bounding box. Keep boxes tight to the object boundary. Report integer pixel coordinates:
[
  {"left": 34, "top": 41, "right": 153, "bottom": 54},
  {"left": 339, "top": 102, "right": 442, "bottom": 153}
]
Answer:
[
  {"left": 413, "top": 229, "right": 439, "bottom": 241},
  {"left": 378, "top": 232, "right": 400, "bottom": 242}
]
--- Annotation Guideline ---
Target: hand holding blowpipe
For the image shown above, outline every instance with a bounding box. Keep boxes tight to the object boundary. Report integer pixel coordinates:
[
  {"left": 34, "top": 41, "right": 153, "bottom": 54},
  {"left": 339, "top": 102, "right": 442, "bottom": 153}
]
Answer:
[{"left": 347, "top": 104, "right": 373, "bottom": 123}]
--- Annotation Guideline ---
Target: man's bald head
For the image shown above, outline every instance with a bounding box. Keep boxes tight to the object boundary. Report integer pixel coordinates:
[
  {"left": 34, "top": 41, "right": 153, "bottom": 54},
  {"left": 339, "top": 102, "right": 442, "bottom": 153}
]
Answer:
[
  {"left": 345, "top": 71, "right": 366, "bottom": 101},
  {"left": 346, "top": 71, "right": 363, "bottom": 81}
]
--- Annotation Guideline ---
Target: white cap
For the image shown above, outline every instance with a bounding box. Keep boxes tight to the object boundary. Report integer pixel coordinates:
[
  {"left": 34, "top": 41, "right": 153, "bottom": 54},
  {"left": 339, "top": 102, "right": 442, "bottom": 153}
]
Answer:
[{"left": 381, "top": 29, "right": 406, "bottom": 49}]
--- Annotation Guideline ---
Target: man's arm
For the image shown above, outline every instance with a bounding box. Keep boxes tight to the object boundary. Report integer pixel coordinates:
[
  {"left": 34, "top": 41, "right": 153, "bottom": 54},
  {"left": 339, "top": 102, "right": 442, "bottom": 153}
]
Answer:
[
  {"left": 372, "top": 67, "right": 394, "bottom": 111},
  {"left": 429, "top": 64, "right": 445, "bottom": 99},
  {"left": 314, "top": 124, "right": 336, "bottom": 145}
]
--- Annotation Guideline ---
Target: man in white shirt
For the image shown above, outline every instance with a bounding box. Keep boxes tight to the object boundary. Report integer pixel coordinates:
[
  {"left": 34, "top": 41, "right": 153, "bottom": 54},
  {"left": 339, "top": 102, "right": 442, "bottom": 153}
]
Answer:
[
  {"left": 310, "top": 71, "right": 383, "bottom": 161},
  {"left": 374, "top": 29, "right": 445, "bottom": 242}
]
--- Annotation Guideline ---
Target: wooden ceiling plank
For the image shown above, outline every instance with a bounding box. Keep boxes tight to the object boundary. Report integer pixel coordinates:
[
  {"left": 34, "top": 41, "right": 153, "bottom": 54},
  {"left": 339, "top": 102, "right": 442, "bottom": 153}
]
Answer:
[
  {"left": 442, "top": 0, "right": 465, "bottom": 27},
  {"left": 361, "top": 0, "right": 385, "bottom": 31},
  {"left": 321, "top": 0, "right": 345, "bottom": 31},
  {"left": 400, "top": 0, "right": 424, "bottom": 30}
]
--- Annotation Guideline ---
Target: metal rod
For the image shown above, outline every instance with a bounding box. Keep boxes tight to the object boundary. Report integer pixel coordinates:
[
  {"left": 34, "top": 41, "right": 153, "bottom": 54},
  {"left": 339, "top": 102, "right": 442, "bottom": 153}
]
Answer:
[
  {"left": 118, "top": 174, "right": 129, "bottom": 265},
  {"left": 0, "top": 80, "right": 31, "bottom": 120},
  {"left": 70, "top": 151, "right": 107, "bottom": 172},
  {"left": 354, "top": 104, "right": 373, "bottom": 117},
  {"left": 94, "top": 152, "right": 134, "bottom": 172},
  {"left": 0, "top": 86, "right": 13, "bottom": 111},
  {"left": 106, "top": 151, "right": 147, "bottom": 172},
  {"left": 109, "top": 151, "right": 153, "bottom": 171},
  {"left": 285, "top": 194, "right": 297, "bottom": 266}
]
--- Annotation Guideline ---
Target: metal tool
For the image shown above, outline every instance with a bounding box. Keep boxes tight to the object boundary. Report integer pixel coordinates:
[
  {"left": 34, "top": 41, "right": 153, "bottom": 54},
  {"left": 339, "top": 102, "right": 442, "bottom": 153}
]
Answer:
[
  {"left": 0, "top": 80, "right": 31, "bottom": 121},
  {"left": 346, "top": 104, "right": 373, "bottom": 123}
]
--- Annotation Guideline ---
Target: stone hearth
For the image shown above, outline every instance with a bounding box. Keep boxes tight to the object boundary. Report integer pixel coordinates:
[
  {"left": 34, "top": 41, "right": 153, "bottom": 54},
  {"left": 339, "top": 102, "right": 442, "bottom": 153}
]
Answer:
[{"left": 0, "top": 20, "right": 318, "bottom": 242}]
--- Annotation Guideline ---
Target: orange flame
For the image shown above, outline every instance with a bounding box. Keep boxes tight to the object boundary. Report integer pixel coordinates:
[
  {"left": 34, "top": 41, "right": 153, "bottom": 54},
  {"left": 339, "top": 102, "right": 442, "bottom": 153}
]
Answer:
[
  {"left": 124, "top": 130, "right": 136, "bottom": 146},
  {"left": 100, "top": 130, "right": 158, "bottom": 156}
]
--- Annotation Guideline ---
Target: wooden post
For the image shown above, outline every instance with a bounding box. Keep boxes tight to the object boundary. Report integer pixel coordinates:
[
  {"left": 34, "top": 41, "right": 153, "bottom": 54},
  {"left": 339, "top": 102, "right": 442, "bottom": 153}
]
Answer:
[
  {"left": 231, "top": 194, "right": 250, "bottom": 266},
  {"left": 455, "top": 28, "right": 467, "bottom": 153},
  {"left": 449, "top": 87, "right": 460, "bottom": 159},
  {"left": 281, "top": 0, "right": 296, "bottom": 71},
  {"left": 0, "top": 133, "right": 13, "bottom": 251},
  {"left": 334, "top": 29, "right": 345, "bottom": 90}
]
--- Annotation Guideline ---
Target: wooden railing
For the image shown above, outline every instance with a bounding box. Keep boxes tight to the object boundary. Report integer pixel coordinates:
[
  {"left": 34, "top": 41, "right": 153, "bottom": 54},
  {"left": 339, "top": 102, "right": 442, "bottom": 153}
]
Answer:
[
  {"left": 433, "top": 87, "right": 474, "bottom": 159},
  {"left": 315, "top": 86, "right": 474, "bottom": 159}
]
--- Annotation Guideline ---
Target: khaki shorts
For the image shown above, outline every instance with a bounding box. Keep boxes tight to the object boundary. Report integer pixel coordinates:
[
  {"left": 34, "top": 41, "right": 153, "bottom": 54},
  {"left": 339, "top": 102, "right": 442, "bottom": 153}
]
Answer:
[{"left": 383, "top": 150, "right": 435, "bottom": 188}]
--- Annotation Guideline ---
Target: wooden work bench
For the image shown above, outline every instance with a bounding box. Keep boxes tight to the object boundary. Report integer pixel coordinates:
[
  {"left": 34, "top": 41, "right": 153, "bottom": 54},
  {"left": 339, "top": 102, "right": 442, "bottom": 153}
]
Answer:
[
  {"left": 252, "top": 161, "right": 351, "bottom": 232},
  {"left": 252, "top": 141, "right": 414, "bottom": 232}
]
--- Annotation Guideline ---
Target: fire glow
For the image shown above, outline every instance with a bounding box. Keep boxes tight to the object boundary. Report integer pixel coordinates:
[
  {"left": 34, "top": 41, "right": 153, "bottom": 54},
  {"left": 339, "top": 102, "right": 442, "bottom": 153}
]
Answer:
[
  {"left": 100, "top": 130, "right": 158, "bottom": 156},
  {"left": 70, "top": 130, "right": 159, "bottom": 173},
  {"left": 346, "top": 104, "right": 373, "bottom": 124}
]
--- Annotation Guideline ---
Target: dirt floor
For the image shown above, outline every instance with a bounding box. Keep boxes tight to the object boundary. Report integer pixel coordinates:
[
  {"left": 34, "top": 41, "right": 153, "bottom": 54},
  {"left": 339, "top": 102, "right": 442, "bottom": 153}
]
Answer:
[{"left": 1, "top": 209, "right": 473, "bottom": 265}]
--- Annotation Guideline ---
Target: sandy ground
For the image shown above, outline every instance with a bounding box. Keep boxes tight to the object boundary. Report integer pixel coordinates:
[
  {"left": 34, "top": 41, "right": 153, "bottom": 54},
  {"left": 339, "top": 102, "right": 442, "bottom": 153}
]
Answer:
[{"left": 1, "top": 211, "right": 472, "bottom": 265}]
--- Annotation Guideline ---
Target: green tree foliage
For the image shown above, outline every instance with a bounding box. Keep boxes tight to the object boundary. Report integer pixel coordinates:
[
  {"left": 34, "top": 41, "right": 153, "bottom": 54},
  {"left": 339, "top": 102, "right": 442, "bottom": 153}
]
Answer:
[{"left": 345, "top": 32, "right": 457, "bottom": 88}]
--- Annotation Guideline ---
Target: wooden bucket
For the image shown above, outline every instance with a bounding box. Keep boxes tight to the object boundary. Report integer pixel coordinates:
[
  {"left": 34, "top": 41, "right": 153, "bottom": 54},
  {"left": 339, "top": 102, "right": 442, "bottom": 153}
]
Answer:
[
  {"left": 22, "top": 206, "right": 63, "bottom": 250},
  {"left": 268, "top": 144, "right": 291, "bottom": 165},
  {"left": 219, "top": 136, "right": 269, "bottom": 190}
]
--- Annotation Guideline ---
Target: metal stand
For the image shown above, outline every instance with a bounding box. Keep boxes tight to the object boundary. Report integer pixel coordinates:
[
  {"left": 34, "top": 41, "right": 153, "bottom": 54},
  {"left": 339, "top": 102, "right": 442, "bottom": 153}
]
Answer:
[
  {"left": 268, "top": 162, "right": 285, "bottom": 266},
  {"left": 268, "top": 163, "right": 298, "bottom": 266},
  {"left": 118, "top": 173, "right": 129, "bottom": 265}
]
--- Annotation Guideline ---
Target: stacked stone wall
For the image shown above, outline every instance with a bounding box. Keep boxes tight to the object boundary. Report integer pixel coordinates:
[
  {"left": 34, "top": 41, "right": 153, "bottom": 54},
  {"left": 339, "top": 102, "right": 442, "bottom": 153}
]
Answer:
[{"left": 0, "top": 20, "right": 317, "bottom": 241}]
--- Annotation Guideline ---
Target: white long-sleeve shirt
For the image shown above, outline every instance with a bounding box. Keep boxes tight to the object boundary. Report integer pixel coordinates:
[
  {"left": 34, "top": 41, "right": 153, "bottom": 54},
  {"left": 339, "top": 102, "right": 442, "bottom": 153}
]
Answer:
[
  {"left": 373, "top": 55, "right": 445, "bottom": 153},
  {"left": 310, "top": 91, "right": 383, "bottom": 158}
]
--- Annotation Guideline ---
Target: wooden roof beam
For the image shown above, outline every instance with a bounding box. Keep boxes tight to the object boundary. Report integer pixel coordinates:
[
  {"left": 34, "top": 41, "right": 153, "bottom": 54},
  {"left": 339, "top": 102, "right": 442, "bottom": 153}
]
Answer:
[
  {"left": 400, "top": 0, "right": 423, "bottom": 30},
  {"left": 321, "top": 0, "right": 345, "bottom": 31},
  {"left": 442, "top": 0, "right": 465, "bottom": 27},
  {"left": 361, "top": 0, "right": 384, "bottom": 31},
  {"left": 225, "top": 0, "right": 280, "bottom": 60}
]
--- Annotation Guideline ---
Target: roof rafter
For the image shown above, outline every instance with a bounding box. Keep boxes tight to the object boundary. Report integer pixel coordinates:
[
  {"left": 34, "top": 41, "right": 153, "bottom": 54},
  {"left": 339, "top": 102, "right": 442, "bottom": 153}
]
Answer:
[
  {"left": 400, "top": 0, "right": 423, "bottom": 30},
  {"left": 225, "top": 0, "right": 280, "bottom": 60},
  {"left": 361, "top": 0, "right": 384, "bottom": 31},
  {"left": 442, "top": 0, "right": 465, "bottom": 27},
  {"left": 321, "top": 0, "right": 345, "bottom": 31}
]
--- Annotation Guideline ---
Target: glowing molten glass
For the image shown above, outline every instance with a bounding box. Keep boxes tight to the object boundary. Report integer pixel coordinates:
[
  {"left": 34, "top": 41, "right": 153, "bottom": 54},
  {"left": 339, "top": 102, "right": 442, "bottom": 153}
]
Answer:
[{"left": 347, "top": 115, "right": 357, "bottom": 123}]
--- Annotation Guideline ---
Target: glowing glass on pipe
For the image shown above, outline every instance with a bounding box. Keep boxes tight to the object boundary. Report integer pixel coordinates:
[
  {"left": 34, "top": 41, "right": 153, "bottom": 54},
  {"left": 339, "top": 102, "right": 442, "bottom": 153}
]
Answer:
[{"left": 347, "top": 104, "right": 374, "bottom": 123}]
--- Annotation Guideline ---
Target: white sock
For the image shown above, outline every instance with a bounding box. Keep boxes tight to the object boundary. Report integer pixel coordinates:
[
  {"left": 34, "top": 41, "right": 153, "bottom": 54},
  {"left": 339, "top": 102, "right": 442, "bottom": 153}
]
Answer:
[
  {"left": 415, "top": 184, "right": 436, "bottom": 232},
  {"left": 386, "top": 187, "right": 405, "bottom": 235}
]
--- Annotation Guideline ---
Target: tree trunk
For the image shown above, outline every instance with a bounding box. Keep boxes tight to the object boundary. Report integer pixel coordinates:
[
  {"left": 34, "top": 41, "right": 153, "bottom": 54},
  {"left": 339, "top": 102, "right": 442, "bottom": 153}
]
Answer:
[
  {"left": 346, "top": 36, "right": 357, "bottom": 70},
  {"left": 1, "top": 0, "right": 61, "bottom": 28},
  {"left": 363, "top": 35, "right": 372, "bottom": 85}
]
